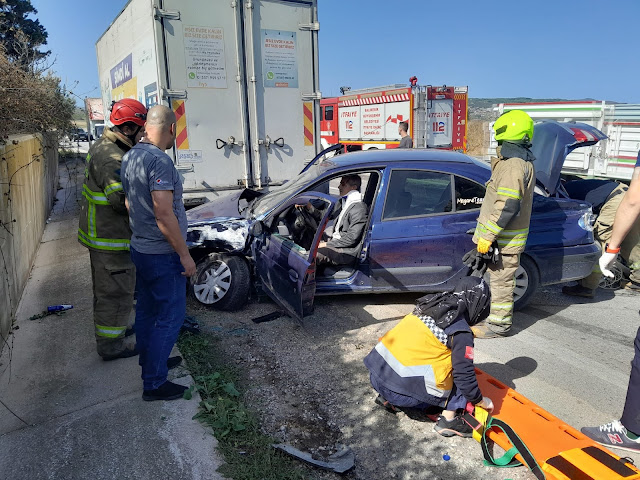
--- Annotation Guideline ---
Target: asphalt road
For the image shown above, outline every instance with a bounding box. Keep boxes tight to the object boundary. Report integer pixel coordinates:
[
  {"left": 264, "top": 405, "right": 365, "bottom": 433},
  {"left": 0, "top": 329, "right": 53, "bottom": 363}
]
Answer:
[{"left": 322, "top": 281, "right": 640, "bottom": 466}]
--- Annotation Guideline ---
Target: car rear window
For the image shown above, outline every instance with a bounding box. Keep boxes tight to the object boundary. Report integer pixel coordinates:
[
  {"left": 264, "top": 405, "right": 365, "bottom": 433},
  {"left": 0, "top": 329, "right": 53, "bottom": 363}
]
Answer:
[{"left": 383, "top": 170, "right": 453, "bottom": 220}]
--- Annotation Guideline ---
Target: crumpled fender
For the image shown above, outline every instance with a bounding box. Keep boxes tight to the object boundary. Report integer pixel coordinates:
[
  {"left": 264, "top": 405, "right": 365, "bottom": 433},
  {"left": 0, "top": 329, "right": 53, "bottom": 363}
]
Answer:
[{"left": 186, "top": 218, "right": 250, "bottom": 253}]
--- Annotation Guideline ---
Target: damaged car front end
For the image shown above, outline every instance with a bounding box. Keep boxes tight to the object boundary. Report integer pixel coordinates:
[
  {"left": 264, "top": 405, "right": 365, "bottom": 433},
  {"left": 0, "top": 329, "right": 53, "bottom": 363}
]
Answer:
[{"left": 186, "top": 189, "right": 261, "bottom": 310}]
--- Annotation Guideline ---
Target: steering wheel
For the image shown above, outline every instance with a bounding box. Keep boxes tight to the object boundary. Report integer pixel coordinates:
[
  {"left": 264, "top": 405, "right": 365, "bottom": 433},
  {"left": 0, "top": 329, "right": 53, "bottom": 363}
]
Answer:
[{"left": 286, "top": 206, "right": 319, "bottom": 250}]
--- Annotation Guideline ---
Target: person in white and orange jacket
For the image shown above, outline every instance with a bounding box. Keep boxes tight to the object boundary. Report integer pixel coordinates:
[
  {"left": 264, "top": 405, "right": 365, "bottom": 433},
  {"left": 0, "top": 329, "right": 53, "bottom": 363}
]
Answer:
[{"left": 364, "top": 277, "right": 494, "bottom": 438}]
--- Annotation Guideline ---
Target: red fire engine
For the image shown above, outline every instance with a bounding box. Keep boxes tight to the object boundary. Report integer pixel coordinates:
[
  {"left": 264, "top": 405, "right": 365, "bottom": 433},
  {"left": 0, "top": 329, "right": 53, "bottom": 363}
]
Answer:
[{"left": 320, "top": 80, "right": 468, "bottom": 152}]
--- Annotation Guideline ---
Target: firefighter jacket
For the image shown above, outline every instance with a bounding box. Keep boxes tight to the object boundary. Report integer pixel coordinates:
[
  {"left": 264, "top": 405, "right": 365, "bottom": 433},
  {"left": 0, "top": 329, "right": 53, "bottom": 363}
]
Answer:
[
  {"left": 473, "top": 143, "right": 535, "bottom": 254},
  {"left": 78, "top": 128, "right": 133, "bottom": 252},
  {"left": 363, "top": 312, "right": 482, "bottom": 408}
]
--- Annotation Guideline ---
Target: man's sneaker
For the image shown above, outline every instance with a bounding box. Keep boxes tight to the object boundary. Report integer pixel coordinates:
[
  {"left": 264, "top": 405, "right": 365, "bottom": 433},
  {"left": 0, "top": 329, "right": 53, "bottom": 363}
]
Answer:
[
  {"left": 142, "top": 381, "right": 188, "bottom": 401},
  {"left": 581, "top": 420, "right": 640, "bottom": 453},
  {"left": 434, "top": 415, "right": 473, "bottom": 438},
  {"left": 167, "top": 356, "right": 182, "bottom": 370},
  {"left": 561, "top": 284, "right": 595, "bottom": 298}
]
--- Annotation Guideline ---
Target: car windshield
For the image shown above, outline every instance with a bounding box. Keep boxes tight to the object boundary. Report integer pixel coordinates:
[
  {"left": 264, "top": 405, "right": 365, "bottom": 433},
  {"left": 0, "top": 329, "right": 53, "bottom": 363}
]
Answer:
[{"left": 251, "top": 160, "right": 335, "bottom": 217}]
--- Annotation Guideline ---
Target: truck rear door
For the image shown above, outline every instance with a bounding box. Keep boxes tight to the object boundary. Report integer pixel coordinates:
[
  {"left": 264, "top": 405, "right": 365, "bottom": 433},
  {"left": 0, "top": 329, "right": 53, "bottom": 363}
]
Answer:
[
  {"left": 155, "top": 0, "right": 319, "bottom": 196},
  {"left": 243, "top": 0, "right": 320, "bottom": 188},
  {"left": 156, "top": 0, "right": 252, "bottom": 194}
]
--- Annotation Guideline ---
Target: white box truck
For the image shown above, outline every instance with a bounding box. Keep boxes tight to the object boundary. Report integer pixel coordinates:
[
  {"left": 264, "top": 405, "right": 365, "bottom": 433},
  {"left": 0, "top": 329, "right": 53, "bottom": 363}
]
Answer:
[
  {"left": 491, "top": 102, "right": 640, "bottom": 181},
  {"left": 96, "top": 0, "right": 320, "bottom": 205}
]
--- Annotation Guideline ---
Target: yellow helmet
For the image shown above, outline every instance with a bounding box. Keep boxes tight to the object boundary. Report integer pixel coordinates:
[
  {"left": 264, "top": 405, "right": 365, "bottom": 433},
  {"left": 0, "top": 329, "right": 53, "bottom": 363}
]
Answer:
[{"left": 493, "top": 110, "right": 534, "bottom": 144}]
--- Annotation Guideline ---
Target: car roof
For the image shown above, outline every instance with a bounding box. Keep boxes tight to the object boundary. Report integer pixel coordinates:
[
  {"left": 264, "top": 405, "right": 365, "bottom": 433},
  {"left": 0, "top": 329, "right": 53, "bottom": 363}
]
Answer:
[{"left": 326, "top": 148, "right": 487, "bottom": 168}]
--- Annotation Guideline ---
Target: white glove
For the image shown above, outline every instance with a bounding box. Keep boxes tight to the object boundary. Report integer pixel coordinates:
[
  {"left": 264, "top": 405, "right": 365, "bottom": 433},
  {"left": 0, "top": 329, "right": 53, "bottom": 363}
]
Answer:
[
  {"left": 599, "top": 251, "right": 617, "bottom": 278},
  {"left": 477, "top": 396, "right": 494, "bottom": 413}
]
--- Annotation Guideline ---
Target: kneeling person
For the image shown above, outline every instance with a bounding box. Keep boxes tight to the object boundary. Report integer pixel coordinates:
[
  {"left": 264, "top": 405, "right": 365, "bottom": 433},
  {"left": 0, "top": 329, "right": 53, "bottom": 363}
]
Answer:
[
  {"left": 315, "top": 174, "right": 367, "bottom": 269},
  {"left": 364, "top": 277, "right": 494, "bottom": 438}
]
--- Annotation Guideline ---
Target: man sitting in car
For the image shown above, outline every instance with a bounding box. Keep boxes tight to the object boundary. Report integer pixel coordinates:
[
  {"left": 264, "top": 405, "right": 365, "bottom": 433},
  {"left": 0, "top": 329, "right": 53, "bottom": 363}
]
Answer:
[{"left": 305, "top": 174, "right": 367, "bottom": 269}]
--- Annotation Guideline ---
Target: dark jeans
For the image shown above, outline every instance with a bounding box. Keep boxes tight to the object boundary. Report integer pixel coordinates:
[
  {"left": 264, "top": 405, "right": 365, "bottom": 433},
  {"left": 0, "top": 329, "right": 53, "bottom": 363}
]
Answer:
[
  {"left": 130, "top": 248, "right": 186, "bottom": 391},
  {"left": 621, "top": 326, "right": 640, "bottom": 434},
  {"left": 369, "top": 373, "right": 467, "bottom": 411}
]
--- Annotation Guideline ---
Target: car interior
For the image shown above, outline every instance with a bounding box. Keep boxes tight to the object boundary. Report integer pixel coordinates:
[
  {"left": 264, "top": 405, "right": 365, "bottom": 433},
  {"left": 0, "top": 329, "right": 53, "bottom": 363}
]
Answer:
[
  {"left": 265, "top": 170, "right": 381, "bottom": 280},
  {"left": 309, "top": 171, "right": 380, "bottom": 279}
]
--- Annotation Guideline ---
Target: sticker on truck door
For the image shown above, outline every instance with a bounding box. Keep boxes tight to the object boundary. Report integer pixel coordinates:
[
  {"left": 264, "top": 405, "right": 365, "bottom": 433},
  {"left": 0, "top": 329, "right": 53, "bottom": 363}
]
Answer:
[
  {"left": 261, "top": 29, "right": 298, "bottom": 88},
  {"left": 183, "top": 26, "right": 228, "bottom": 88}
]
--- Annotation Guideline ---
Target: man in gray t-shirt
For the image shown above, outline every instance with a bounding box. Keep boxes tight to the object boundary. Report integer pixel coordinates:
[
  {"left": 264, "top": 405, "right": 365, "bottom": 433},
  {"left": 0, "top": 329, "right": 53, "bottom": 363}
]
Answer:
[
  {"left": 121, "top": 104, "right": 196, "bottom": 402},
  {"left": 398, "top": 121, "right": 413, "bottom": 148},
  {"left": 122, "top": 142, "right": 188, "bottom": 253}
]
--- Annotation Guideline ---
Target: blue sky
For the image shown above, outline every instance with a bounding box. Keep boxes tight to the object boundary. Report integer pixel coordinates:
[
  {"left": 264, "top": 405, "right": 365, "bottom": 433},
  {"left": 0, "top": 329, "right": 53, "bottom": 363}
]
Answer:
[{"left": 32, "top": 0, "right": 640, "bottom": 105}]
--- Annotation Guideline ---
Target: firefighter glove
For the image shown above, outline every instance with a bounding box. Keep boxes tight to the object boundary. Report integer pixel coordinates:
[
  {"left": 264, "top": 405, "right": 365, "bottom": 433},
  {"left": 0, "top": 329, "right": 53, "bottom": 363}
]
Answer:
[
  {"left": 463, "top": 249, "right": 487, "bottom": 277},
  {"left": 477, "top": 238, "right": 492, "bottom": 254},
  {"left": 599, "top": 251, "right": 617, "bottom": 278}
]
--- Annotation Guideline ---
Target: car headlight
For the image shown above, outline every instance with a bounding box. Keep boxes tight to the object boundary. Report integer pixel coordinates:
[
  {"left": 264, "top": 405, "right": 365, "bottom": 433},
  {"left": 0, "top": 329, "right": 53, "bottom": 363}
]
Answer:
[{"left": 578, "top": 210, "right": 596, "bottom": 231}]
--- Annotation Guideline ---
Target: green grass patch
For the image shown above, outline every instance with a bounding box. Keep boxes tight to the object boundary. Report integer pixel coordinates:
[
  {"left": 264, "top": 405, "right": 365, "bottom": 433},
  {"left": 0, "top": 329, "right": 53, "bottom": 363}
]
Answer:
[{"left": 178, "top": 332, "right": 313, "bottom": 480}]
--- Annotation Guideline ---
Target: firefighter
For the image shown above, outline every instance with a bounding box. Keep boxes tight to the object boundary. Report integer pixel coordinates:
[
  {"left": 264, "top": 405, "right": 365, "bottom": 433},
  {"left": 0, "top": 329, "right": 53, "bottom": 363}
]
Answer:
[
  {"left": 562, "top": 179, "right": 640, "bottom": 297},
  {"left": 471, "top": 110, "right": 536, "bottom": 338},
  {"left": 78, "top": 98, "right": 147, "bottom": 360}
]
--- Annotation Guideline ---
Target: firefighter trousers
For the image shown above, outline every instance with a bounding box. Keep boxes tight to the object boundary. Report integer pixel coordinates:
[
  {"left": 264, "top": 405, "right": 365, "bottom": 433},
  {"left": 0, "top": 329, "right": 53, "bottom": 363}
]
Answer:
[
  {"left": 89, "top": 250, "right": 136, "bottom": 357},
  {"left": 486, "top": 253, "right": 520, "bottom": 334},
  {"left": 580, "top": 186, "right": 640, "bottom": 290}
]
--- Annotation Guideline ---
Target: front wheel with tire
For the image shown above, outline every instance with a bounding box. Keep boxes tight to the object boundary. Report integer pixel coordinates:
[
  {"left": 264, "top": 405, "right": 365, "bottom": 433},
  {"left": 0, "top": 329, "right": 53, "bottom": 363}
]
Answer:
[{"left": 191, "top": 253, "right": 250, "bottom": 311}]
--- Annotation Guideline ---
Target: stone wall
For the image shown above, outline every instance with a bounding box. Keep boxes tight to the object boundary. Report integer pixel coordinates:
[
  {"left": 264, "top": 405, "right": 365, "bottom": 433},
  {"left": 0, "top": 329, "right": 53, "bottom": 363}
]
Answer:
[{"left": 0, "top": 134, "right": 58, "bottom": 342}]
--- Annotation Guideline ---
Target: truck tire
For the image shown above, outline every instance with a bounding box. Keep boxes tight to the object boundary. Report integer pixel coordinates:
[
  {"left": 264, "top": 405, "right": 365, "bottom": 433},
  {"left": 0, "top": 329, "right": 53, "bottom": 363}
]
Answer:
[
  {"left": 513, "top": 255, "right": 539, "bottom": 311},
  {"left": 191, "top": 253, "right": 250, "bottom": 311}
]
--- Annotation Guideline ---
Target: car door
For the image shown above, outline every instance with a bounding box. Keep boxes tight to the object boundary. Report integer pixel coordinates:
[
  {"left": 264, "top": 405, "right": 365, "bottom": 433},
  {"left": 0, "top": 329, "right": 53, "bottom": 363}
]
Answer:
[
  {"left": 369, "top": 168, "right": 488, "bottom": 290},
  {"left": 252, "top": 193, "right": 335, "bottom": 320},
  {"left": 369, "top": 168, "right": 458, "bottom": 289}
]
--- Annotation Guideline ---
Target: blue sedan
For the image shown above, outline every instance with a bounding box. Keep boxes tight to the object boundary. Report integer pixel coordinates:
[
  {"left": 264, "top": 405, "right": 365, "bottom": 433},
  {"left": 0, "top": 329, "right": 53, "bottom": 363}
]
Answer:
[{"left": 186, "top": 121, "right": 604, "bottom": 320}]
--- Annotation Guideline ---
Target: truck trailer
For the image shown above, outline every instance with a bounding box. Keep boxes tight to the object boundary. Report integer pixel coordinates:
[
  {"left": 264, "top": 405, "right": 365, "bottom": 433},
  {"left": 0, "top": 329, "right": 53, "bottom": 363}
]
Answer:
[
  {"left": 96, "top": 0, "right": 320, "bottom": 205},
  {"left": 320, "top": 82, "right": 469, "bottom": 152},
  {"left": 492, "top": 101, "right": 640, "bottom": 181}
]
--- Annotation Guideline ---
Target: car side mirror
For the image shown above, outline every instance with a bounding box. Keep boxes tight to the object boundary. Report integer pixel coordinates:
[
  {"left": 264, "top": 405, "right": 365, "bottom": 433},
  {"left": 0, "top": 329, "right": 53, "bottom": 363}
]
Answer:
[{"left": 249, "top": 221, "right": 264, "bottom": 237}]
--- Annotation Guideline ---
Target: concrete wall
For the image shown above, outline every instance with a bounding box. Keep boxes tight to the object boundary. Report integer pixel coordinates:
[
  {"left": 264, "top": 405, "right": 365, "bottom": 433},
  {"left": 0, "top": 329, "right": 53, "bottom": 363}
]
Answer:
[{"left": 0, "top": 134, "right": 58, "bottom": 342}]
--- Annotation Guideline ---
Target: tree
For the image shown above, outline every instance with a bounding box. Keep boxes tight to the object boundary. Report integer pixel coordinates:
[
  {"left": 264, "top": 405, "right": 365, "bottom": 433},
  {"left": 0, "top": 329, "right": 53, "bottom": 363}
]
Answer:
[
  {"left": 0, "top": 0, "right": 73, "bottom": 141},
  {"left": 0, "top": 0, "right": 50, "bottom": 70}
]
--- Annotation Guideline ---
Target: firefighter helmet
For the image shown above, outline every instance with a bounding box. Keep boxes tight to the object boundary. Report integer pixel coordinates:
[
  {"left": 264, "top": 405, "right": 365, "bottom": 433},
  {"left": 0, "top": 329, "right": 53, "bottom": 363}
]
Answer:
[
  {"left": 109, "top": 98, "right": 147, "bottom": 127},
  {"left": 493, "top": 110, "right": 534, "bottom": 144}
]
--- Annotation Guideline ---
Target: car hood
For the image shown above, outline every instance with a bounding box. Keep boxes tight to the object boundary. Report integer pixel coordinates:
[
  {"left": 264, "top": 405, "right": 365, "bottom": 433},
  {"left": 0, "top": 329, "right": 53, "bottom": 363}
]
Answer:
[
  {"left": 187, "top": 188, "right": 263, "bottom": 222},
  {"left": 186, "top": 217, "right": 251, "bottom": 252},
  {"left": 530, "top": 121, "right": 607, "bottom": 195}
]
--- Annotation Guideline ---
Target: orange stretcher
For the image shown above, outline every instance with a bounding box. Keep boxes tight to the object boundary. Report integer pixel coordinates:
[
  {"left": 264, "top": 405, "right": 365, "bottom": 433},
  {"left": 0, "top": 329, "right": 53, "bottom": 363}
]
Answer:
[{"left": 468, "top": 368, "right": 640, "bottom": 480}]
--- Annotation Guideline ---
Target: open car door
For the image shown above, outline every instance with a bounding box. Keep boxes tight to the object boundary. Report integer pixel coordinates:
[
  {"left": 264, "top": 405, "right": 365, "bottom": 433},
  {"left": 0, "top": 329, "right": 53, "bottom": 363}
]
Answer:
[{"left": 252, "top": 193, "right": 336, "bottom": 320}]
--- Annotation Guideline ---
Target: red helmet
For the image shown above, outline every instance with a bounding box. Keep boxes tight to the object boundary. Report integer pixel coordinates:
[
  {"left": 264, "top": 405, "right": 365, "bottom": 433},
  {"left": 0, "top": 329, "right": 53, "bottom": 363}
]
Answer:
[{"left": 110, "top": 98, "right": 147, "bottom": 127}]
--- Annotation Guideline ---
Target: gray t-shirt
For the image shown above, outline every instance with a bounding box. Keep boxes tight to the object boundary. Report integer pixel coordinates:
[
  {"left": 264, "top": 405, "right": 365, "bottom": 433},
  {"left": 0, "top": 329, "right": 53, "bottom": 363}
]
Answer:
[
  {"left": 399, "top": 135, "right": 413, "bottom": 148},
  {"left": 121, "top": 142, "right": 187, "bottom": 254}
]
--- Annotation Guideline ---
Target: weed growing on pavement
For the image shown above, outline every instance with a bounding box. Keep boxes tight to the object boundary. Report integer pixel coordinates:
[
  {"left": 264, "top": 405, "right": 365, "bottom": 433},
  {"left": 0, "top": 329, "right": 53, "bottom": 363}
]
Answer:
[{"left": 177, "top": 332, "right": 312, "bottom": 480}]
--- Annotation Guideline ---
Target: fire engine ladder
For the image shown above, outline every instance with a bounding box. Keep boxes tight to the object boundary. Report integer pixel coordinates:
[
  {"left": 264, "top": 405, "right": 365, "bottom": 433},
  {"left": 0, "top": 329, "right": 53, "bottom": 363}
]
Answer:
[{"left": 412, "top": 86, "right": 428, "bottom": 148}]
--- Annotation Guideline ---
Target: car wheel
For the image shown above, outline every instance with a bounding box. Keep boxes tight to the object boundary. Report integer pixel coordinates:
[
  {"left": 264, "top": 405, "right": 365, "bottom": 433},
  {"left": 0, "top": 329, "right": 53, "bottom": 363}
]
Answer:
[
  {"left": 513, "top": 255, "right": 539, "bottom": 311},
  {"left": 191, "top": 253, "right": 250, "bottom": 311}
]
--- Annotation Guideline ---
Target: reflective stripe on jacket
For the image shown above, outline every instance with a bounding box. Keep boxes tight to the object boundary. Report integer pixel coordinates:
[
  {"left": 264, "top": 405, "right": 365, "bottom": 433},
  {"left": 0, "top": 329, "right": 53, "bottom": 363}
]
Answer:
[
  {"left": 363, "top": 313, "right": 454, "bottom": 406},
  {"left": 473, "top": 146, "right": 535, "bottom": 254},
  {"left": 78, "top": 128, "right": 133, "bottom": 252}
]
